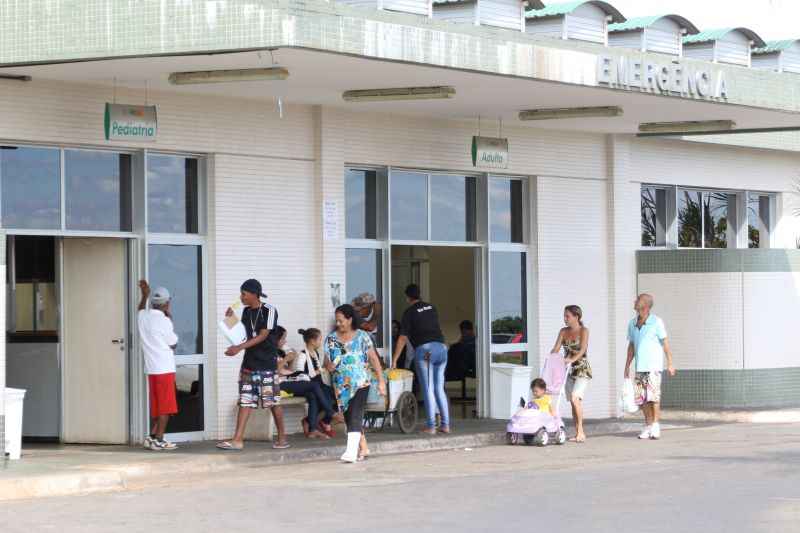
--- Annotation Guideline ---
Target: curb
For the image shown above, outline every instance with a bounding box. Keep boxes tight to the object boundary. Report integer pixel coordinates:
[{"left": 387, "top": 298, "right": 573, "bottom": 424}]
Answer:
[
  {"left": 661, "top": 409, "right": 800, "bottom": 424},
  {"left": 0, "top": 420, "right": 683, "bottom": 502}
]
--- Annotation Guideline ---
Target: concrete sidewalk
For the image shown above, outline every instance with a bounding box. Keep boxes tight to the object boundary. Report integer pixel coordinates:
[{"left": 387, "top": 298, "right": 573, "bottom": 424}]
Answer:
[{"left": 0, "top": 417, "right": 688, "bottom": 502}]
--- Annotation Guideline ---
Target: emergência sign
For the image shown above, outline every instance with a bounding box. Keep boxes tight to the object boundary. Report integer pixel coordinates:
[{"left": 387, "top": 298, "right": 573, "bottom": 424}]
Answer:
[
  {"left": 104, "top": 103, "right": 158, "bottom": 141},
  {"left": 472, "top": 136, "right": 509, "bottom": 169},
  {"left": 597, "top": 54, "right": 729, "bottom": 100}
]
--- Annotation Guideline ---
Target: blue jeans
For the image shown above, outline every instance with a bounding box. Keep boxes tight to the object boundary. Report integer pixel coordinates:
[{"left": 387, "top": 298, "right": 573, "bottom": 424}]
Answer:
[{"left": 415, "top": 342, "right": 450, "bottom": 429}]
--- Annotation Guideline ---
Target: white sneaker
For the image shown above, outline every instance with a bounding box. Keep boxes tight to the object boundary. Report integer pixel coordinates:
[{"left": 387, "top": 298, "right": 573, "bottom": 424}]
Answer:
[
  {"left": 143, "top": 436, "right": 155, "bottom": 450},
  {"left": 638, "top": 426, "right": 652, "bottom": 440},
  {"left": 153, "top": 438, "right": 178, "bottom": 451},
  {"left": 649, "top": 423, "right": 661, "bottom": 440}
]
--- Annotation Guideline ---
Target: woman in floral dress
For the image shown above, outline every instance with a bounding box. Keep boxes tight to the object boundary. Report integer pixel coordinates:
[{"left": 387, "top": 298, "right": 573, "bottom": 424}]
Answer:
[
  {"left": 324, "top": 304, "right": 386, "bottom": 463},
  {"left": 550, "top": 305, "right": 592, "bottom": 443}
]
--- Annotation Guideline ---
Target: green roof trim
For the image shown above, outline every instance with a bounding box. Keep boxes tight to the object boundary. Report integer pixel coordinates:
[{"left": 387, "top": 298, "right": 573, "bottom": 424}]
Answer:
[
  {"left": 608, "top": 14, "right": 699, "bottom": 35},
  {"left": 525, "top": 1, "right": 625, "bottom": 23},
  {"left": 683, "top": 28, "right": 766, "bottom": 48},
  {"left": 752, "top": 40, "right": 799, "bottom": 55}
]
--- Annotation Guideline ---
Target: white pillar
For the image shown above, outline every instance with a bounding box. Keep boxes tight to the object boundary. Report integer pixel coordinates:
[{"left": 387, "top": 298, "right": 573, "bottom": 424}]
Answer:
[{"left": 606, "top": 135, "right": 640, "bottom": 416}]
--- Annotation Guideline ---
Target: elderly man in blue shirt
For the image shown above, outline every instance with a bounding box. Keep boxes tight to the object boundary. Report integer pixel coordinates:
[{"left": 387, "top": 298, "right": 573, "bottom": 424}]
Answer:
[{"left": 624, "top": 293, "right": 676, "bottom": 440}]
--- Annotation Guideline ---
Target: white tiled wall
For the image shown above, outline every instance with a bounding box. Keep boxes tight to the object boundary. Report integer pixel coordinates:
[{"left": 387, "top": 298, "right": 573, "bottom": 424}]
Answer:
[
  {"left": 537, "top": 176, "right": 611, "bottom": 418},
  {"left": 742, "top": 272, "right": 800, "bottom": 369},
  {"left": 638, "top": 273, "right": 745, "bottom": 370},
  {"left": 212, "top": 154, "right": 317, "bottom": 438}
]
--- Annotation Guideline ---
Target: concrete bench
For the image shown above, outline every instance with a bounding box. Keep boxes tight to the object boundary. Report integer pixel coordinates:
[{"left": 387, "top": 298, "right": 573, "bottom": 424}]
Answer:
[{"left": 241, "top": 396, "right": 308, "bottom": 441}]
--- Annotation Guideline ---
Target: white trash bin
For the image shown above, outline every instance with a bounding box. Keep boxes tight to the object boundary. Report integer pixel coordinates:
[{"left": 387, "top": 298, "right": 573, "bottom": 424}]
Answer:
[
  {"left": 490, "top": 364, "right": 533, "bottom": 420},
  {"left": 4, "top": 388, "right": 26, "bottom": 460}
]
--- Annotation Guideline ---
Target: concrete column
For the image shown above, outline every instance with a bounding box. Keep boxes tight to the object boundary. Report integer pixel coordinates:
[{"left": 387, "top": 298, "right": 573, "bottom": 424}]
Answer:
[
  {"left": 606, "top": 135, "right": 640, "bottom": 416},
  {"left": 312, "top": 106, "right": 347, "bottom": 330}
]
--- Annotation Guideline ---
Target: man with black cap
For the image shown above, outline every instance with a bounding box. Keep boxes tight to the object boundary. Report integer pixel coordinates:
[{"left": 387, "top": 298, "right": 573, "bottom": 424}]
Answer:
[{"left": 217, "top": 279, "right": 289, "bottom": 450}]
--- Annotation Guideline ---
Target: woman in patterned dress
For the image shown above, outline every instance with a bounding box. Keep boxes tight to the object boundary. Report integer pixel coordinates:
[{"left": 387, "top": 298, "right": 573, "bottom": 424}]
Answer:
[
  {"left": 550, "top": 305, "right": 592, "bottom": 443},
  {"left": 324, "top": 304, "right": 386, "bottom": 463}
]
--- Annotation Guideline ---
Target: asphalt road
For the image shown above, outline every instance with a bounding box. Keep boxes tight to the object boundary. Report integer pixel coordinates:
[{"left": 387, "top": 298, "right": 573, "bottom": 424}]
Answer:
[{"left": 2, "top": 423, "right": 798, "bottom": 533}]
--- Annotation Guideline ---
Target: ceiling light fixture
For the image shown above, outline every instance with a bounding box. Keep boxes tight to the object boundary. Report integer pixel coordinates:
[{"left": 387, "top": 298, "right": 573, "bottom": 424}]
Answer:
[
  {"left": 342, "top": 86, "right": 456, "bottom": 102},
  {"left": 0, "top": 74, "right": 32, "bottom": 82},
  {"left": 638, "top": 120, "right": 735, "bottom": 134},
  {"left": 518, "top": 106, "right": 623, "bottom": 121},
  {"left": 168, "top": 67, "right": 289, "bottom": 85}
]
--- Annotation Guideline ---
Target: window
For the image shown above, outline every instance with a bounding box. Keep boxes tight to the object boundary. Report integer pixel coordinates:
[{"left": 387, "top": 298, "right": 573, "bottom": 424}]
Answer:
[
  {"left": 65, "top": 150, "right": 132, "bottom": 231},
  {"left": 345, "top": 169, "right": 378, "bottom": 239},
  {"left": 704, "top": 192, "right": 734, "bottom": 249},
  {"left": 390, "top": 171, "right": 428, "bottom": 240},
  {"left": 7, "top": 236, "right": 58, "bottom": 341},
  {"left": 1, "top": 146, "right": 61, "bottom": 230},
  {"left": 430, "top": 174, "right": 477, "bottom": 241},
  {"left": 345, "top": 248, "right": 383, "bottom": 348},
  {"left": 644, "top": 185, "right": 759, "bottom": 249},
  {"left": 390, "top": 171, "right": 478, "bottom": 242},
  {"left": 748, "top": 193, "right": 771, "bottom": 249},
  {"left": 677, "top": 189, "right": 702, "bottom": 248},
  {"left": 148, "top": 244, "right": 203, "bottom": 355},
  {"left": 490, "top": 251, "right": 527, "bottom": 365},
  {"left": 490, "top": 178, "right": 524, "bottom": 243},
  {"left": 641, "top": 186, "right": 667, "bottom": 247},
  {"left": 147, "top": 155, "right": 199, "bottom": 233}
]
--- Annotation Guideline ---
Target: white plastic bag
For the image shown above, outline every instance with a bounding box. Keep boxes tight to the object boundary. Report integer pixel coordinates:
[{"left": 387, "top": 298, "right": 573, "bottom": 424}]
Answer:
[{"left": 620, "top": 378, "right": 639, "bottom": 414}]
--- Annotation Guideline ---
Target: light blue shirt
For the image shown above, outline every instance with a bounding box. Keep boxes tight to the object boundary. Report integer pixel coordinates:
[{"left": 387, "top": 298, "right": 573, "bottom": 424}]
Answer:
[{"left": 627, "top": 314, "right": 668, "bottom": 373}]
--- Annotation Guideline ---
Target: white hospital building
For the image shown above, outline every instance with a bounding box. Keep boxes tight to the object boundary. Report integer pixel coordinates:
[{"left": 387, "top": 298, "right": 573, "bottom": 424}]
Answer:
[{"left": 1, "top": 0, "right": 799, "bottom": 449}]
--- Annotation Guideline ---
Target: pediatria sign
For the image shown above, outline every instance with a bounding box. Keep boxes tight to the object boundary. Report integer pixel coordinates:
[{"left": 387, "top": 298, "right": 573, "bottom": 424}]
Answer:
[{"left": 597, "top": 54, "right": 729, "bottom": 100}]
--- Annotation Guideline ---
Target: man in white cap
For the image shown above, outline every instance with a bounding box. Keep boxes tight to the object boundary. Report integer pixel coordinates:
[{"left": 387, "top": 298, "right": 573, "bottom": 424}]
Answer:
[{"left": 137, "top": 280, "right": 179, "bottom": 450}]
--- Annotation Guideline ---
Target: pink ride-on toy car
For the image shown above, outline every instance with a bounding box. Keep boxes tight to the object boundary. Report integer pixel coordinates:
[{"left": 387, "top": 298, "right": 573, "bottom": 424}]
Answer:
[{"left": 506, "top": 353, "right": 569, "bottom": 447}]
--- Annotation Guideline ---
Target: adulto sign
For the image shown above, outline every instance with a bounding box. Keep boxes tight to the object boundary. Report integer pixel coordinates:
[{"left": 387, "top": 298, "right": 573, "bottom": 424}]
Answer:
[
  {"left": 471, "top": 136, "right": 509, "bottom": 169},
  {"left": 104, "top": 103, "right": 158, "bottom": 141}
]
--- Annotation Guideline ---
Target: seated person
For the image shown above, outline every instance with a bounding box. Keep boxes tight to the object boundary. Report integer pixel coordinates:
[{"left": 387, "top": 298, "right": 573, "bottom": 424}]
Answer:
[
  {"left": 274, "top": 326, "right": 336, "bottom": 439},
  {"left": 527, "top": 378, "right": 556, "bottom": 417},
  {"left": 294, "top": 327, "right": 344, "bottom": 424},
  {"left": 447, "top": 320, "right": 476, "bottom": 382}
]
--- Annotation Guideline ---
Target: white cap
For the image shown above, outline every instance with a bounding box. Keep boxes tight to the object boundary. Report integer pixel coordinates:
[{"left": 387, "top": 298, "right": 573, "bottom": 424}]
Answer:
[{"left": 150, "top": 287, "right": 171, "bottom": 305}]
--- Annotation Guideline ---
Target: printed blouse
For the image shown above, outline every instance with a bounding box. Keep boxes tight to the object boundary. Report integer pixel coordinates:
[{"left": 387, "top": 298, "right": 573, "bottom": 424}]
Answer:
[{"left": 323, "top": 329, "right": 374, "bottom": 412}]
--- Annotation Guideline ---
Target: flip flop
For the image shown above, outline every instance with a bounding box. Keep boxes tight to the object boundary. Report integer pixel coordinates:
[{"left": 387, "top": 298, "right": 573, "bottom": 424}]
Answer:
[
  {"left": 272, "top": 441, "right": 291, "bottom": 449},
  {"left": 216, "top": 441, "right": 243, "bottom": 451}
]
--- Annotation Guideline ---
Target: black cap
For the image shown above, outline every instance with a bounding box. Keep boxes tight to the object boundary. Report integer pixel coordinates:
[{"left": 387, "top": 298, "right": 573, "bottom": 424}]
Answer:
[{"left": 241, "top": 279, "right": 267, "bottom": 298}]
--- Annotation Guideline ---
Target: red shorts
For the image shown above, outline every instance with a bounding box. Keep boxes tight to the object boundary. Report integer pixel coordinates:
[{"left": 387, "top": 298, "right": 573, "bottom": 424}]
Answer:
[{"left": 148, "top": 373, "right": 178, "bottom": 418}]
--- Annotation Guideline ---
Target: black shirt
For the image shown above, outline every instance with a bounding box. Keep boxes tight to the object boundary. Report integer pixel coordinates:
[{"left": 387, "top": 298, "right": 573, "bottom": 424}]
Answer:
[
  {"left": 241, "top": 304, "right": 279, "bottom": 371},
  {"left": 400, "top": 301, "right": 444, "bottom": 348}
]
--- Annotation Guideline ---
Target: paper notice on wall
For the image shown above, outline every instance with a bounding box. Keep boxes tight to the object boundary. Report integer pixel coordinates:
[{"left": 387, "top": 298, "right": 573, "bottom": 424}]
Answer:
[
  {"left": 323, "top": 200, "right": 339, "bottom": 241},
  {"left": 219, "top": 314, "right": 247, "bottom": 346}
]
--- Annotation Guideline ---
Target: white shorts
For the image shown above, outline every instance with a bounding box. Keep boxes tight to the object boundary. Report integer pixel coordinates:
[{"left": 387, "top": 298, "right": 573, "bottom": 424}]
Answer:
[{"left": 566, "top": 377, "right": 590, "bottom": 401}]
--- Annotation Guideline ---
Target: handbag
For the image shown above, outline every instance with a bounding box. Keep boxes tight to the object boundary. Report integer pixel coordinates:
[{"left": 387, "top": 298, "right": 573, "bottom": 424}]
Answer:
[{"left": 620, "top": 378, "right": 639, "bottom": 414}]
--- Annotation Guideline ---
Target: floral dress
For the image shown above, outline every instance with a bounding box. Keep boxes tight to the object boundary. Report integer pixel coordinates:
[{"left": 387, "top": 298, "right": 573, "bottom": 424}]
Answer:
[
  {"left": 324, "top": 329, "right": 374, "bottom": 412},
  {"left": 563, "top": 336, "right": 592, "bottom": 380}
]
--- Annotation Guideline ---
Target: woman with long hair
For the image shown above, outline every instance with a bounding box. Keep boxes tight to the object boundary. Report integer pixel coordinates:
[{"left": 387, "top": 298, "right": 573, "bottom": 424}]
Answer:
[
  {"left": 550, "top": 305, "right": 592, "bottom": 443},
  {"left": 274, "top": 326, "right": 336, "bottom": 439},
  {"left": 324, "top": 304, "right": 386, "bottom": 463}
]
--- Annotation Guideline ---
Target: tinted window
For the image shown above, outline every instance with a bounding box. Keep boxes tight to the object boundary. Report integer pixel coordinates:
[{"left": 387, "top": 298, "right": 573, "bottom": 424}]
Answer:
[
  {"left": 345, "top": 169, "right": 378, "bottom": 239},
  {"left": 390, "top": 171, "right": 428, "bottom": 240},
  {"left": 148, "top": 244, "right": 202, "bottom": 355},
  {"left": 147, "top": 155, "right": 199, "bottom": 233},
  {"left": 431, "top": 174, "right": 476, "bottom": 242},
  {"left": 490, "top": 178, "right": 524, "bottom": 243},
  {"left": 65, "top": 150, "right": 132, "bottom": 231},
  {"left": 1, "top": 146, "right": 61, "bottom": 230}
]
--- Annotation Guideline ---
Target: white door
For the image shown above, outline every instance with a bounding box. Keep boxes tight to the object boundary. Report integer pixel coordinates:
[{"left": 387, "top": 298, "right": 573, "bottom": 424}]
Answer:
[{"left": 62, "top": 238, "right": 128, "bottom": 443}]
